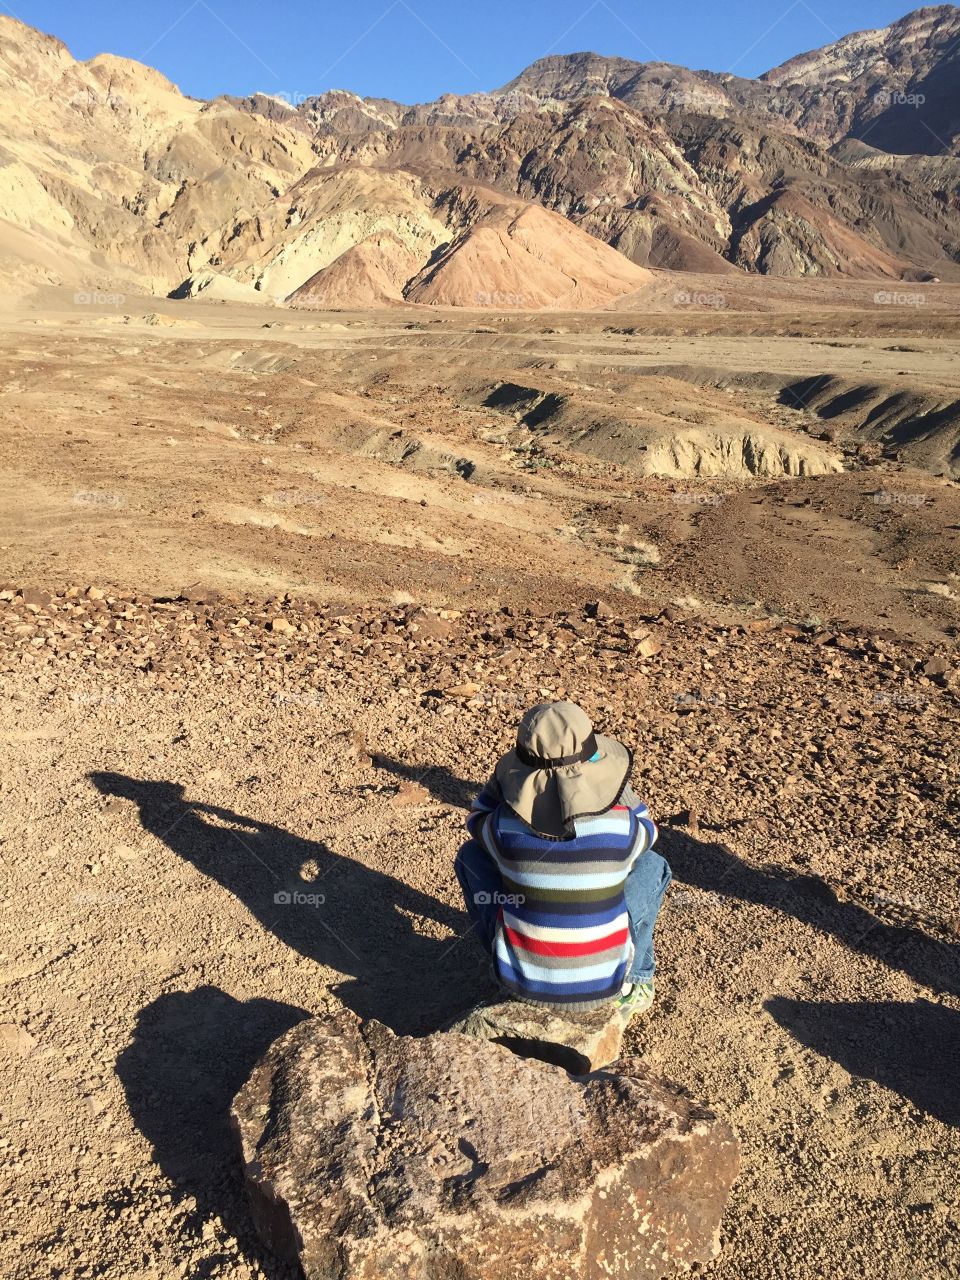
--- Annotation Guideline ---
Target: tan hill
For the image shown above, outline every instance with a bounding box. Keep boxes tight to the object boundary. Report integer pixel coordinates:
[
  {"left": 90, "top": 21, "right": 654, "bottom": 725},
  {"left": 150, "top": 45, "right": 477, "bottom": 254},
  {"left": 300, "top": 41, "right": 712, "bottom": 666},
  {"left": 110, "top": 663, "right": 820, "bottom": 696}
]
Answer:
[
  {"left": 284, "top": 192, "right": 652, "bottom": 309},
  {"left": 288, "top": 231, "right": 422, "bottom": 307},
  {"left": 404, "top": 202, "right": 651, "bottom": 308},
  {"left": 0, "top": 16, "right": 315, "bottom": 294}
]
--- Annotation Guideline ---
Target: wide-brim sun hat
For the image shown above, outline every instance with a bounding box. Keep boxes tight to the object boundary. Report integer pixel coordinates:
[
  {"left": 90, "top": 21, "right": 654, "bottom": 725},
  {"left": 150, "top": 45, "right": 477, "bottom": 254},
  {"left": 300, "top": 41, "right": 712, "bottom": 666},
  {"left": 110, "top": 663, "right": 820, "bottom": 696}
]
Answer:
[{"left": 494, "top": 700, "right": 632, "bottom": 839}]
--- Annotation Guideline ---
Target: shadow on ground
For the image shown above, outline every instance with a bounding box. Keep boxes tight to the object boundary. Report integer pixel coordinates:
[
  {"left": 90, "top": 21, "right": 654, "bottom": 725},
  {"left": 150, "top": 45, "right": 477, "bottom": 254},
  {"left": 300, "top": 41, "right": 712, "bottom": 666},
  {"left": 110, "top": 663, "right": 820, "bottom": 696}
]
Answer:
[
  {"left": 661, "top": 825, "right": 960, "bottom": 1126},
  {"left": 116, "top": 987, "right": 307, "bottom": 1279},
  {"left": 101, "top": 763, "right": 494, "bottom": 1274},
  {"left": 369, "top": 752, "right": 479, "bottom": 810},
  {"left": 659, "top": 826, "right": 960, "bottom": 999},
  {"left": 767, "top": 996, "right": 960, "bottom": 1127},
  {"left": 91, "top": 771, "right": 492, "bottom": 1036}
]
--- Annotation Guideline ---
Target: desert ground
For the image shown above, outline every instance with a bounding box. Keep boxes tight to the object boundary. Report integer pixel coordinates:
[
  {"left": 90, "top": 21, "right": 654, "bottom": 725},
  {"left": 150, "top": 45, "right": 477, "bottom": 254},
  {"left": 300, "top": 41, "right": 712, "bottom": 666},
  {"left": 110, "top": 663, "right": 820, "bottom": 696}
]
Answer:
[{"left": 1, "top": 281, "right": 959, "bottom": 1280}]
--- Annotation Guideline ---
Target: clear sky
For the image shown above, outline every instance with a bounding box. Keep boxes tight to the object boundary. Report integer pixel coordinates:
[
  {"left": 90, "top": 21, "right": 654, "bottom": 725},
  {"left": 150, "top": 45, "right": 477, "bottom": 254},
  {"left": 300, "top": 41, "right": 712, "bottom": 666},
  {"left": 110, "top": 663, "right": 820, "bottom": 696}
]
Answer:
[{"left": 15, "top": 1, "right": 926, "bottom": 103}]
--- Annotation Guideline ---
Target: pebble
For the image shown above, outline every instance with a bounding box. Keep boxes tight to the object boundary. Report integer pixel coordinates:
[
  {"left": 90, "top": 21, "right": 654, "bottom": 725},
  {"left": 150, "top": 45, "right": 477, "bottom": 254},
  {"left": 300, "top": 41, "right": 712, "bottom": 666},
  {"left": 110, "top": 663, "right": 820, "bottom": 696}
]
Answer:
[{"left": 0, "top": 1023, "right": 36, "bottom": 1058}]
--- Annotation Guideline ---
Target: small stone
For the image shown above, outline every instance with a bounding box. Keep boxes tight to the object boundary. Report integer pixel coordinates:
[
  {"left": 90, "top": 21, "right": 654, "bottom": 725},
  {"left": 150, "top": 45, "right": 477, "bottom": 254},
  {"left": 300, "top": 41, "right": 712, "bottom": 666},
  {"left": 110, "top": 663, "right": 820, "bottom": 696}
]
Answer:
[
  {"left": 0, "top": 1023, "right": 36, "bottom": 1058},
  {"left": 634, "top": 630, "right": 663, "bottom": 659},
  {"left": 390, "top": 780, "right": 431, "bottom": 807},
  {"left": 444, "top": 682, "right": 480, "bottom": 697},
  {"left": 923, "top": 656, "right": 949, "bottom": 678},
  {"left": 86, "top": 586, "right": 105, "bottom": 600},
  {"left": 19, "top": 588, "right": 50, "bottom": 608},
  {"left": 449, "top": 998, "right": 628, "bottom": 1073},
  {"left": 405, "top": 609, "right": 452, "bottom": 640},
  {"left": 676, "top": 806, "right": 700, "bottom": 834}
]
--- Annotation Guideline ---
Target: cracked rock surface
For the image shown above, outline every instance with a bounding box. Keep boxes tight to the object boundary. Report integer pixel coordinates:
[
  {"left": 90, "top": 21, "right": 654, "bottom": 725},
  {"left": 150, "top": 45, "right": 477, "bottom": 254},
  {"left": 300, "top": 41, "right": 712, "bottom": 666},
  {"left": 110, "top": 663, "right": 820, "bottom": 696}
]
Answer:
[{"left": 231, "top": 1005, "right": 740, "bottom": 1280}]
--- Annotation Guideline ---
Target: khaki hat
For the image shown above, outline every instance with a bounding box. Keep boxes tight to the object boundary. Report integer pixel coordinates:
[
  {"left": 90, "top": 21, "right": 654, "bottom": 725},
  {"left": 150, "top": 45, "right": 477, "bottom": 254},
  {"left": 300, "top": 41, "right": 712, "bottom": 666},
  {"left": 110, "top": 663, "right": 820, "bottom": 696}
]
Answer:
[{"left": 494, "top": 701, "right": 632, "bottom": 839}]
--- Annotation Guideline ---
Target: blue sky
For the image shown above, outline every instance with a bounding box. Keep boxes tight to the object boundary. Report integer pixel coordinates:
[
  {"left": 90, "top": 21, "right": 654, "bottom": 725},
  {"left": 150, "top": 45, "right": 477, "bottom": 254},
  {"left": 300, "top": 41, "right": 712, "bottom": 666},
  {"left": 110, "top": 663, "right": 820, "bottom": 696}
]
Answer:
[{"left": 16, "top": 1, "right": 921, "bottom": 103}]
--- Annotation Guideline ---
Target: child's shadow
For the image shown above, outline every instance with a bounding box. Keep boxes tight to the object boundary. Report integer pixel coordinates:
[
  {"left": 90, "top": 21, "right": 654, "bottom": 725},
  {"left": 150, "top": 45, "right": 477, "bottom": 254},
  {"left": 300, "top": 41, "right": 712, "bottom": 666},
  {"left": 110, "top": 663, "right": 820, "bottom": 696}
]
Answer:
[
  {"left": 90, "top": 772, "right": 490, "bottom": 1035},
  {"left": 95, "top": 765, "right": 488, "bottom": 1275}
]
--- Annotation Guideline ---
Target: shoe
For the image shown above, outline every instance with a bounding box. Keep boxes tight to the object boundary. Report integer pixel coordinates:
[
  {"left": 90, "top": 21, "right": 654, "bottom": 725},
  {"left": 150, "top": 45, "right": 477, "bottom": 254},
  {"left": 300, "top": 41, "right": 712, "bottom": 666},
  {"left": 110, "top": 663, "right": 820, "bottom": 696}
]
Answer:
[{"left": 616, "top": 979, "right": 655, "bottom": 1018}]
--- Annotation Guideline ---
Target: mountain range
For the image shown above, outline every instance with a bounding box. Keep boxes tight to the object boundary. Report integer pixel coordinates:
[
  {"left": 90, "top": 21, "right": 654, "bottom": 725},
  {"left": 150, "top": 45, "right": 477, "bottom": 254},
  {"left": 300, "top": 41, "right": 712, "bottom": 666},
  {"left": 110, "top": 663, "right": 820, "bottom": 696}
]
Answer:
[{"left": 1, "top": 5, "right": 959, "bottom": 308}]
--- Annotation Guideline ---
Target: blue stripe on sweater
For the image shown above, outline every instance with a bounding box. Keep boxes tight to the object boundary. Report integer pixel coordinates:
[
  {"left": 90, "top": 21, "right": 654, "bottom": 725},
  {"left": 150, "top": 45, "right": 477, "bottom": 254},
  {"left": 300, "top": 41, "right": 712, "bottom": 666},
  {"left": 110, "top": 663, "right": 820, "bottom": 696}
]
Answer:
[
  {"left": 496, "top": 958, "right": 629, "bottom": 997},
  {"left": 496, "top": 827, "right": 636, "bottom": 855},
  {"left": 503, "top": 901, "right": 627, "bottom": 928},
  {"left": 505, "top": 895, "right": 625, "bottom": 920}
]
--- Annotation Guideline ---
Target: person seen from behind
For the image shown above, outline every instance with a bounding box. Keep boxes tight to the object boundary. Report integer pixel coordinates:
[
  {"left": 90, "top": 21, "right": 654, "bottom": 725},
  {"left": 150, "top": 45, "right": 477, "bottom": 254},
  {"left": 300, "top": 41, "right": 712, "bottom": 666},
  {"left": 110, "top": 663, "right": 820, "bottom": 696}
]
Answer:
[{"left": 455, "top": 700, "right": 671, "bottom": 1018}]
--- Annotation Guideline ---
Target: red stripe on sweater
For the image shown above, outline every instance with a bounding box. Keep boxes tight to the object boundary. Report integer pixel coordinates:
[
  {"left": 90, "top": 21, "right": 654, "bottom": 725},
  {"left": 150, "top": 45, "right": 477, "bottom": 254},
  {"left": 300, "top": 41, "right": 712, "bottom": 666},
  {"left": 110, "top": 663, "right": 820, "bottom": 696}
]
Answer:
[{"left": 503, "top": 925, "right": 629, "bottom": 958}]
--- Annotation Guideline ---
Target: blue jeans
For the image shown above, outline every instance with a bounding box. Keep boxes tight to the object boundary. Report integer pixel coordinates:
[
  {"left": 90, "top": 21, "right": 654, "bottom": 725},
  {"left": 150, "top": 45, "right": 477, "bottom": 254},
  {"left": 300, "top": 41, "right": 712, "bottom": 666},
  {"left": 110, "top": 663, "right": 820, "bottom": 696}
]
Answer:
[
  {"left": 454, "top": 841, "right": 672, "bottom": 983},
  {"left": 623, "top": 850, "right": 672, "bottom": 982}
]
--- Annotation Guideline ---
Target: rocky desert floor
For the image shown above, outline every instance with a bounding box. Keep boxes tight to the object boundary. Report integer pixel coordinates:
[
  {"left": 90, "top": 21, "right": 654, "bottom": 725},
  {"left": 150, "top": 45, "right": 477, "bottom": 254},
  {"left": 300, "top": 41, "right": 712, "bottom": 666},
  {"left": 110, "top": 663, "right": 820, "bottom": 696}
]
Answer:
[{"left": 1, "top": 283, "right": 959, "bottom": 1280}]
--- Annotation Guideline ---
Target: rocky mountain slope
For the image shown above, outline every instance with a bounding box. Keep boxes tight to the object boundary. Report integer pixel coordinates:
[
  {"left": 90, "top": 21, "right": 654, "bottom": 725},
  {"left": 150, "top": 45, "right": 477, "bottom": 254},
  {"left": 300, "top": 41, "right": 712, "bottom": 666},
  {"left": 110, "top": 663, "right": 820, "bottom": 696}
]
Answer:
[
  {"left": 507, "top": 5, "right": 960, "bottom": 154},
  {"left": 760, "top": 4, "right": 960, "bottom": 154},
  {"left": 1, "top": 8, "right": 959, "bottom": 305}
]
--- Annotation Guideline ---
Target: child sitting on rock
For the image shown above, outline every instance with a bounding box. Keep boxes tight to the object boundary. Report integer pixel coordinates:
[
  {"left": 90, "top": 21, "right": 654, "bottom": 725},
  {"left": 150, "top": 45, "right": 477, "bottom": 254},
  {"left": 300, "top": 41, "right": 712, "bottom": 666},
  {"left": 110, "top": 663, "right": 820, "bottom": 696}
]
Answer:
[{"left": 455, "top": 700, "right": 671, "bottom": 1017}]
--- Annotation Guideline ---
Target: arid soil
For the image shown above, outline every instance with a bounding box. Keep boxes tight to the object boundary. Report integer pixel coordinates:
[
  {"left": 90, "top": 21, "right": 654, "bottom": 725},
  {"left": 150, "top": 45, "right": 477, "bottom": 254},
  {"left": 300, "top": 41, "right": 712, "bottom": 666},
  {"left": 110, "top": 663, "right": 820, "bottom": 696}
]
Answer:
[
  {"left": 1, "top": 288, "right": 959, "bottom": 1280},
  {"left": 3, "top": 284, "right": 960, "bottom": 640}
]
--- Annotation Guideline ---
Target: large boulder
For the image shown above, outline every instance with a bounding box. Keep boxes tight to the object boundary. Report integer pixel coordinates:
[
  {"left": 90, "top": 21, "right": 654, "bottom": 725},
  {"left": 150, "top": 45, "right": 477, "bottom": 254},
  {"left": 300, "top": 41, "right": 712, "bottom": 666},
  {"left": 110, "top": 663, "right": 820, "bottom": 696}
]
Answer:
[
  {"left": 448, "top": 998, "right": 629, "bottom": 1072},
  {"left": 231, "top": 1006, "right": 740, "bottom": 1280}
]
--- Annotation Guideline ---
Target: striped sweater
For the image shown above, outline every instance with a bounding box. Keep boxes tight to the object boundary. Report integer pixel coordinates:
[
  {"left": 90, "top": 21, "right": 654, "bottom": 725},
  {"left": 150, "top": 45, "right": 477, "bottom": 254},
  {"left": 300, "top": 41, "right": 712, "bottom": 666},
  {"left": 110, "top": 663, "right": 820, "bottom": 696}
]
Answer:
[{"left": 465, "top": 782, "right": 658, "bottom": 1011}]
